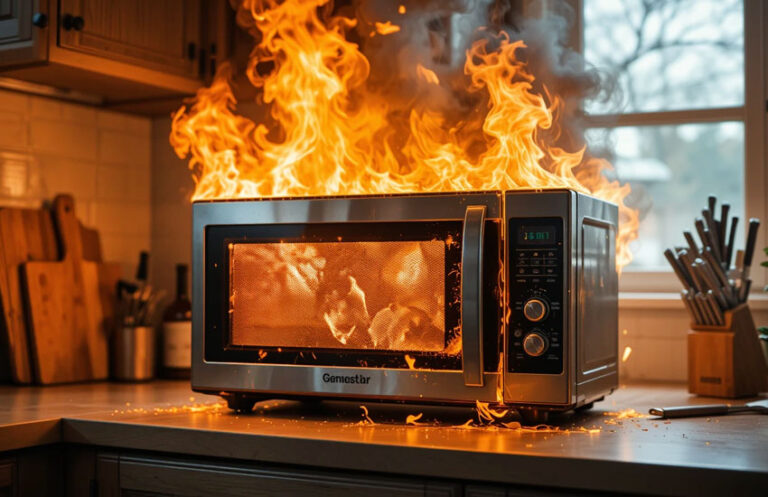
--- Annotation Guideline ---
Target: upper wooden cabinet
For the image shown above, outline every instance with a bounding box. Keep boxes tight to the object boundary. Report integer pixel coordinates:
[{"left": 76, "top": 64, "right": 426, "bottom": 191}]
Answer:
[
  {"left": 58, "top": 0, "right": 201, "bottom": 79},
  {"left": 0, "top": 0, "right": 230, "bottom": 114},
  {"left": 0, "top": 0, "right": 48, "bottom": 65}
]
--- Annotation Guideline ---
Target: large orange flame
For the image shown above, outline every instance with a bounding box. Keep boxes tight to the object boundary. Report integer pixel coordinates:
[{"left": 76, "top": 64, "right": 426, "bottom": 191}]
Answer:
[{"left": 171, "top": 0, "right": 638, "bottom": 267}]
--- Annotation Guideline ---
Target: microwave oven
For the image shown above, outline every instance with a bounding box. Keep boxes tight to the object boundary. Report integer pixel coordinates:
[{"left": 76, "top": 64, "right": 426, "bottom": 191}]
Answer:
[{"left": 191, "top": 189, "right": 619, "bottom": 420}]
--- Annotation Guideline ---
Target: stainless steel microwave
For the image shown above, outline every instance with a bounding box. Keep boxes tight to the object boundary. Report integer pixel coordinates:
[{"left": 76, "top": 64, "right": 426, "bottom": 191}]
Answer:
[{"left": 191, "top": 189, "right": 619, "bottom": 420}]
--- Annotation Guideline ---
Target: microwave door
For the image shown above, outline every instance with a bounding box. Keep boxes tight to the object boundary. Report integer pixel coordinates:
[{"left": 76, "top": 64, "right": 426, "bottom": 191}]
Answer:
[{"left": 193, "top": 193, "right": 503, "bottom": 405}]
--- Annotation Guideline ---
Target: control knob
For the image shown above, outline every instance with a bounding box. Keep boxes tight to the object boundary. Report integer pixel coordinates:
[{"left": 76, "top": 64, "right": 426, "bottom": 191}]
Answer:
[
  {"left": 523, "top": 331, "right": 549, "bottom": 357},
  {"left": 523, "top": 297, "right": 549, "bottom": 322}
]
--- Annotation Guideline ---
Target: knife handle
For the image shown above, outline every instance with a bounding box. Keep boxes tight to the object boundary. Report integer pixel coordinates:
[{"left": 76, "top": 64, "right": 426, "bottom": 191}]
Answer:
[{"left": 649, "top": 404, "right": 730, "bottom": 418}]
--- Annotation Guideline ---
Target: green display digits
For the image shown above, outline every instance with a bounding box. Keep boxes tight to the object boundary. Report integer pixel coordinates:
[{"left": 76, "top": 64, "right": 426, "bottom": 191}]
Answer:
[{"left": 518, "top": 225, "right": 556, "bottom": 245}]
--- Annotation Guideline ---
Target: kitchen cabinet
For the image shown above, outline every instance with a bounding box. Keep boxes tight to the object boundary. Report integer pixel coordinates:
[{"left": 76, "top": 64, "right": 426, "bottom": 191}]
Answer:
[
  {"left": 0, "top": 0, "right": 231, "bottom": 114},
  {"left": 0, "top": 457, "right": 13, "bottom": 497},
  {"left": 57, "top": 0, "right": 201, "bottom": 80},
  {"left": 0, "top": 0, "right": 48, "bottom": 66},
  {"left": 0, "top": 447, "right": 62, "bottom": 497}
]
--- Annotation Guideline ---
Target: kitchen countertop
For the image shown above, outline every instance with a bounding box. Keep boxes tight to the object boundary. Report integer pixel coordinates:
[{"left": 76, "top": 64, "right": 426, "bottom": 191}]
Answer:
[{"left": 0, "top": 381, "right": 766, "bottom": 496}]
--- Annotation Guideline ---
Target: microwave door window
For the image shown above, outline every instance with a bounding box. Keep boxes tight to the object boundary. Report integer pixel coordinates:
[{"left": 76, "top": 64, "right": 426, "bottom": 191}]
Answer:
[{"left": 229, "top": 241, "right": 448, "bottom": 353}]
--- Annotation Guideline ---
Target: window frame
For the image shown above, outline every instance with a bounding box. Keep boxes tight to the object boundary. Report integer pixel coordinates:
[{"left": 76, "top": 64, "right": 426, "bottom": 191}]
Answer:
[{"left": 568, "top": 0, "right": 767, "bottom": 294}]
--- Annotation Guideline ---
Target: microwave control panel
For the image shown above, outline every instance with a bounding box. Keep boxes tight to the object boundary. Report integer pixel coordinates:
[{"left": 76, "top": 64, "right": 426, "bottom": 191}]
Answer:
[{"left": 508, "top": 217, "right": 564, "bottom": 374}]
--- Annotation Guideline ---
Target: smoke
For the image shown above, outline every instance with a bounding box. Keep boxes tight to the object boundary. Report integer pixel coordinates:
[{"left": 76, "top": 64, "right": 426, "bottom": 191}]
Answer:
[{"left": 345, "top": 0, "right": 617, "bottom": 166}]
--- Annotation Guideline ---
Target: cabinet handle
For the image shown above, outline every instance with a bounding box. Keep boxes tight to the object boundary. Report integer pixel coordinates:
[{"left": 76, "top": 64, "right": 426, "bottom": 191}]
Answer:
[
  {"left": 187, "top": 42, "right": 197, "bottom": 60},
  {"left": 62, "top": 14, "right": 85, "bottom": 31},
  {"left": 32, "top": 13, "right": 48, "bottom": 28}
]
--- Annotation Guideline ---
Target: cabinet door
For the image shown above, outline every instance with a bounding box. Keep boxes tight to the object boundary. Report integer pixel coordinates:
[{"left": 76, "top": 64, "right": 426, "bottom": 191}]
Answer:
[
  {"left": 0, "top": 0, "right": 48, "bottom": 66},
  {"left": 109, "top": 453, "right": 461, "bottom": 497},
  {"left": 58, "top": 0, "right": 201, "bottom": 79}
]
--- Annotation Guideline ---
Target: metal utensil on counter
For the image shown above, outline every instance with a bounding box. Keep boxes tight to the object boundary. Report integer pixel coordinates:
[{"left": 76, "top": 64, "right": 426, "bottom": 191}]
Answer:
[
  {"left": 112, "top": 326, "right": 156, "bottom": 381},
  {"left": 649, "top": 399, "right": 768, "bottom": 419},
  {"left": 111, "top": 252, "right": 164, "bottom": 381}
]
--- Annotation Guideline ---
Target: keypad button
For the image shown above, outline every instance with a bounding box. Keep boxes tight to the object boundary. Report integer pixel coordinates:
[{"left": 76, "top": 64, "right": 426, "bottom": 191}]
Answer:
[
  {"left": 531, "top": 259, "right": 541, "bottom": 266},
  {"left": 531, "top": 268, "right": 541, "bottom": 275},
  {"left": 517, "top": 267, "right": 527, "bottom": 275},
  {"left": 546, "top": 250, "right": 556, "bottom": 258}
]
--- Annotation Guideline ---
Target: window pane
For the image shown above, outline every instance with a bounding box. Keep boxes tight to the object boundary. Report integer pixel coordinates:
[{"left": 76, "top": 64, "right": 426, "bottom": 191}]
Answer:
[
  {"left": 584, "top": 0, "right": 744, "bottom": 114},
  {"left": 586, "top": 123, "right": 744, "bottom": 270}
]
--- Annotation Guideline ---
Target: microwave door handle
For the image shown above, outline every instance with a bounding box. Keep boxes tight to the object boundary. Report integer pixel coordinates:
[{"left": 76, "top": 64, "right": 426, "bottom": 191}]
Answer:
[{"left": 461, "top": 205, "right": 486, "bottom": 386}]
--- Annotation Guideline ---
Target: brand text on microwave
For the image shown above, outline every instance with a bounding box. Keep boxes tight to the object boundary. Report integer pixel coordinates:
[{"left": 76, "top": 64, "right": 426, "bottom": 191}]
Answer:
[{"left": 322, "top": 373, "right": 371, "bottom": 384}]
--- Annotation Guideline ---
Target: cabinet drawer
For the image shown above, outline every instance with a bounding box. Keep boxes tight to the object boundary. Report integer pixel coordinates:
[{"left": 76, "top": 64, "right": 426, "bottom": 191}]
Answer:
[{"left": 115, "top": 454, "right": 459, "bottom": 497}]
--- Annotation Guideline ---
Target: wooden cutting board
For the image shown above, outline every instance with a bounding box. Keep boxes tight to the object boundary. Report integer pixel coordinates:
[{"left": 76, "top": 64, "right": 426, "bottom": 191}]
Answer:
[
  {"left": 0, "top": 207, "right": 58, "bottom": 383},
  {"left": 23, "top": 195, "right": 108, "bottom": 384}
]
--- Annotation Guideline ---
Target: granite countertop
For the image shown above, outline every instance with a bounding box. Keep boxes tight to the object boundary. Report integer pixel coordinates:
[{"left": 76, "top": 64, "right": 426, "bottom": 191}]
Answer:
[{"left": 1, "top": 380, "right": 766, "bottom": 496}]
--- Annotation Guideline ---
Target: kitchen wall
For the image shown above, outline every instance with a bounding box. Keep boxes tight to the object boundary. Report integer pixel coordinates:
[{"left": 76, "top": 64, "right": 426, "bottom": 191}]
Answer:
[
  {"left": 150, "top": 117, "right": 194, "bottom": 299},
  {"left": 0, "top": 89, "right": 151, "bottom": 278},
  {"left": 3, "top": 87, "right": 764, "bottom": 383},
  {"left": 619, "top": 297, "right": 768, "bottom": 382}
]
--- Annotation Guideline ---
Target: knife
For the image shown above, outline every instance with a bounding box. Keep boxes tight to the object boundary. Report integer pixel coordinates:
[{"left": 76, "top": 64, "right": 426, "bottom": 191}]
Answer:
[{"left": 649, "top": 399, "right": 768, "bottom": 418}]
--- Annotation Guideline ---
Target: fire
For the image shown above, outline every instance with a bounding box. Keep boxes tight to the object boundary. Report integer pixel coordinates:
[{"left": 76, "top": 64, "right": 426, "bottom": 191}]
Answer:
[
  {"left": 621, "top": 346, "right": 632, "bottom": 363},
  {"left": 171, "top": 0, "right": 638, "bottom": 267},
  {"left": 416, "top": 63, "right": 440, "bottom": 85},
  {"left": 406, "top": 413, "right": 426, "bottom": 425},
  {"left": 374, "top": 21, "right": 400, "bottom": 35}
]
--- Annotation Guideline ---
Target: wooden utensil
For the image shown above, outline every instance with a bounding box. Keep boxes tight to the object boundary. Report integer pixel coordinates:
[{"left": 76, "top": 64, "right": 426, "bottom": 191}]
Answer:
[
  {"left": 81, "top": 225, "right": 122, "bottom": 341},
  {"left": 0, "top": 207, "right": 58, "bottom": 383},
  {"left": 23, "top": 195, "right": 108, "bottom": 384}
]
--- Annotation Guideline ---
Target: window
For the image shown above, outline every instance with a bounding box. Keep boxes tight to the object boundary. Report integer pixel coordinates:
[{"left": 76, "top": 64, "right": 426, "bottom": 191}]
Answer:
[{"left": 578, "top": 0, "right": 765, "bottom": 292}]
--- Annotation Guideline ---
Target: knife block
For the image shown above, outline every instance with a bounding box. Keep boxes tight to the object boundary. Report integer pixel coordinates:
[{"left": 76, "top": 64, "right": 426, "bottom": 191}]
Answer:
[{"left": 688, "top": 304, "right": 768, "bottom": 398}]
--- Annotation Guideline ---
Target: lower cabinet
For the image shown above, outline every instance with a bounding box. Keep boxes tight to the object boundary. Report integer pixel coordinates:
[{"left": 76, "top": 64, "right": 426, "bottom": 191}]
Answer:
[
  {"left": 0, "top": 447, "right": 63, "bottom": 497},
  {"left": 0, "top": 458, "right": 13, "bottom": 497},
  {"left": 0, "top": 447, "right": 634, "bottom": 497}
]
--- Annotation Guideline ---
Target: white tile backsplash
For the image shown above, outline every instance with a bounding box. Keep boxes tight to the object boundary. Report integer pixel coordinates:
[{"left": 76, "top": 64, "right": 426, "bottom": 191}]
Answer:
[
  {"left": 0, "top": 89, "right": 152, "bottom": 276},
  {"left": 39, "top": 155, "right": 99, "bottom": 200},
  {"left": 30, "top": 120, "right": 98, "bottom": 161},
  {"left": 150, "top": 117, "right": 194, "bottom": 299},
  {"left": 98, "top": 129, "right": 150, "bottom": 166},
  {"left": 0, "top": 112, "right": 26, "bottom": 150}
]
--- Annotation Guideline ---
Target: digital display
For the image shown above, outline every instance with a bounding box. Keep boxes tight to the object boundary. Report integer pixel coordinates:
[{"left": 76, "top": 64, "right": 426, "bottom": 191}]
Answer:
[{"left": 518, "top": 225, "right": 556, "bottom": 245}]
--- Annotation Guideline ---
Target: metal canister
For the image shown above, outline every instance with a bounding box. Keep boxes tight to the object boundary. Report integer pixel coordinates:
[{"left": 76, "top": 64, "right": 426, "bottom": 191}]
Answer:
[{"left": 111, "top": 326, "right": 156, "bottom": 381}]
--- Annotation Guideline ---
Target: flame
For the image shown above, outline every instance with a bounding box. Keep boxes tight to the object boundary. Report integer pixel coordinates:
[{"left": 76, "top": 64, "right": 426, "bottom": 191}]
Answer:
[
  {"left": 358, "top": 405, "right": 375, "bottom": 425},
  {"left": 171, "top": 0, "right": 638, "bottom": 268},
  {"left": 475, "top": 400, "right": 510, "bottom": 423},
  {"left": 406, "top": 412, "right": 426, "bottom": 425},
  {"left": 622, "top": 346, "right": 632, "bottom": 363},
  {"left": 374, "top": 21, "right": 400, "bottom": 35},
  {"left": 417, "top": 63, "right": 440, "bottom": 85},
  {"left": 404, "top": 354, "right": 416, "bottom": 369}
]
